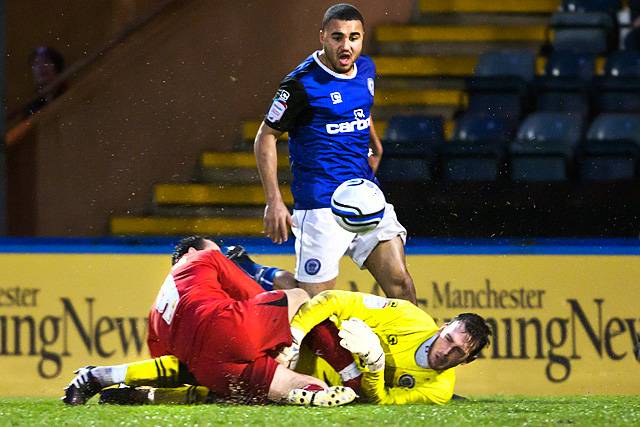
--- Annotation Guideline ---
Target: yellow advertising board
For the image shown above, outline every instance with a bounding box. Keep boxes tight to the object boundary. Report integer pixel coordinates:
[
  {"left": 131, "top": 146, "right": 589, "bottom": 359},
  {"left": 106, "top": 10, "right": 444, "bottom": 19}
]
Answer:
[{"left": 1, "top": 251, "right": 639, "bottom": 397}]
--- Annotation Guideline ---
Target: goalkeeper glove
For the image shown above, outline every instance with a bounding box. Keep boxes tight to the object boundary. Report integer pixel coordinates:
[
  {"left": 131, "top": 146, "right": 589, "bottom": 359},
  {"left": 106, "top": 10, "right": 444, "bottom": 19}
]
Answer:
[
  {"left": 276, "top": 327, "right": 305, "bottom": 369},
  {"left": 338, "top": 318, "right": 385, "bottom": 372}
]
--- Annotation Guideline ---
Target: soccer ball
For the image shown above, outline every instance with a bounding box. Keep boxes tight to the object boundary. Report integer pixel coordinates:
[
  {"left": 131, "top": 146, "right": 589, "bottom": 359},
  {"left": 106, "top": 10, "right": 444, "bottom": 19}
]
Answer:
[{"left": 331, "top": 179, "right": 386, "bottom": 234}]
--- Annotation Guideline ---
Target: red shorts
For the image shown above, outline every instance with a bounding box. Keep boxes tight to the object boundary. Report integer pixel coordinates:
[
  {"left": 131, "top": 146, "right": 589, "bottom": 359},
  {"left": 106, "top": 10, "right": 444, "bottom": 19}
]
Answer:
[{"left": 186, "top": 290, "right": 292, "bottom": 402}]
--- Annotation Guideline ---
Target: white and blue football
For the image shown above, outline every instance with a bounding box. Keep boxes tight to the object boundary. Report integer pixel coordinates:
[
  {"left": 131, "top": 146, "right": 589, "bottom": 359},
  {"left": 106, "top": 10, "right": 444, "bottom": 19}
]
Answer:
[{"left": 331, "top": 179, "right": 386, "bottom": 234}]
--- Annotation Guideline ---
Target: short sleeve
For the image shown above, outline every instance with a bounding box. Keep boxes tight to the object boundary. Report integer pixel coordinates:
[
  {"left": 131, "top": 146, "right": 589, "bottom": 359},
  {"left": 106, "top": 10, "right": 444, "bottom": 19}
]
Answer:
[{"left": 264, "top": 78, "right": 309, "bottom": 132}]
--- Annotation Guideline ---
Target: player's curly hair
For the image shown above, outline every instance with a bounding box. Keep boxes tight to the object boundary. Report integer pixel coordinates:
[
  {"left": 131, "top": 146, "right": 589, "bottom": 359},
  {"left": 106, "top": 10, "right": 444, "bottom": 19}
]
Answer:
[
  {"left": 451, "top": 313, "right": 492, "bottom": 362},
  {"left": 322, "top": 3, "right": 364, "bottom": 29},
  {"left": 171, "top": 235, "right": 210, "bottom": 265}
]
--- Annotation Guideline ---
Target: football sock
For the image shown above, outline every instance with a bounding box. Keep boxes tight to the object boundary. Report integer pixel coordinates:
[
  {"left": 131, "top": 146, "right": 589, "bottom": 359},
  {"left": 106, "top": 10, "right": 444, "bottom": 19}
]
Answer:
[
  {"left": 223, "top": 245, "right": 261, "bottom": 277},
  {"left": 123, "top": 355, "right": 183, "bottom": 387},
  {"left": 223, "top": 245, "right": 282, "bottom": 291},
  {"left": 254, "top": 266, "right": 279, "bottom": 291},
  {"left": 149, "top": 385, "right": 211, "bottom": 405},
  {"left": 306, "top": 320, "right": 362, "bottom": 386},
  {"left": 91, "top": 364, "right": 128, "bottom": 387}
]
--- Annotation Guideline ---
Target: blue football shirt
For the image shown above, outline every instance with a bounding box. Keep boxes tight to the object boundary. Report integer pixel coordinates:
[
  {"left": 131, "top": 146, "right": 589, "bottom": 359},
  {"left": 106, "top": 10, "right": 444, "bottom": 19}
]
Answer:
[{"left": 264, "top": 51, "right": 377, "bottom": 210}]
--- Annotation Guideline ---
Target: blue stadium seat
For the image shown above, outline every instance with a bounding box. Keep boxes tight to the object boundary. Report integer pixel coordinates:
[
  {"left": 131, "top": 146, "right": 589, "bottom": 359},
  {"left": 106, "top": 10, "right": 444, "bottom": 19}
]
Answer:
[
  {"left": 550, "top": 12, "right": 614, "bottom": 54},
  {"left": 383, "top": 115, "right": 444, "bottom": 153},
  {"left": 535, "top": 51, "right": 594, "bottom": 115},
  {"left": 604, "top": 51, "right": 640, "bottom": 78},
  {"left": 451, "top": 113, "right": 517, "bottom": 143},
  {"left": 586, "top": 113, "right": 640, "bottom": 144},
  {"left": 516, "top": 112, "right": 584, "bottom": 146},
  {"left": 377, "top": 115, "right": 444, "bottom": 182},
  {"left": 467, "top": 93, "right": 524, "bottom": 120},
  {"left": 466, "top": 50, "right": 536, "bottom": 120},
  {"left": 562, "top": 0, "right": 622, "bottom": 14},
  {"left": 473, "top": 50, "right": 536, "bottom": 82},
  {"left": 594, "top": 51, "right": 640, "bottom": 113},
  {"left": 578, "top": 113, "right": 640, "bottom": 181},
  {"left": 544, "top": 51, "right": 596, "bottom": 81},
  {"left": 510, "top": 112, "right": 585, "bottom": 181},
  {"left": 441, "top": 113, "right": 516, "bottom": 182}
]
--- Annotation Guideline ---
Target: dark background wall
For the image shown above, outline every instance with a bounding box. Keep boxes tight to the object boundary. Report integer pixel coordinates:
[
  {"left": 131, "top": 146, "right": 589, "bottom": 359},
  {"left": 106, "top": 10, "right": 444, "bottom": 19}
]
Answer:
[
  {"left": 7, "top": 0, "right": 161, "bottom": 116},
  {"left": 7, "top": 0, "right": 413, "bottom": 236}
]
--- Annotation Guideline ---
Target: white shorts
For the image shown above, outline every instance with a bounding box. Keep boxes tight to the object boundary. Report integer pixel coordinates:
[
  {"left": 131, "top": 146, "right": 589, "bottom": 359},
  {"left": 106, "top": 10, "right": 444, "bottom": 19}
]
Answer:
[{"left": 291, "top": 203, "right": 407, "bottom": 283}]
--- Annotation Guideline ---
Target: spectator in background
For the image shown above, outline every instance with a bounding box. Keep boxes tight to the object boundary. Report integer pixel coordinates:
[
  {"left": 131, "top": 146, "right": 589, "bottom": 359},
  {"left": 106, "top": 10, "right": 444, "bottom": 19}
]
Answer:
[
  {"left": 630, "top": 0, "right": 640, "bottom": 22},
  {"left": 624, "top": 16, "right": 640, "bottom": 51},
  {"left": 24, "top": 46, "right": 66, "bottom": 118}
]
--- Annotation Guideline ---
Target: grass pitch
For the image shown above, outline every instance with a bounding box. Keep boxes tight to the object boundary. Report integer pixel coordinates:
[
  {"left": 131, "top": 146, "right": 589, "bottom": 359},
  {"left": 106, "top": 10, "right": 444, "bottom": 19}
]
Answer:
[{"left": 1, "top": 396, "right": 639, "bottom": 426}]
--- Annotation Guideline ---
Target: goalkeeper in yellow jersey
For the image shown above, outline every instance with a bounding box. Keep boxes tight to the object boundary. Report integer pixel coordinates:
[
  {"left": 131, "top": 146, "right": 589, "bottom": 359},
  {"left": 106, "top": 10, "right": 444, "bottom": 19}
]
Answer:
[{"left": 284, "top": 290, "right": 491, "bottom": 405}]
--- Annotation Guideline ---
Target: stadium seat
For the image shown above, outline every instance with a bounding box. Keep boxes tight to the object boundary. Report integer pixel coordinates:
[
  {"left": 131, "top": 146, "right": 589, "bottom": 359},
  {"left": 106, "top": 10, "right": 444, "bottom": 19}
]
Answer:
[
  {"left": 467, "top": 93, "right": 524, "bottom": 121},
  {"left": 549, "top": 12, "right": 614, "bottom": 54},
  {"left": 578, "top": 113, "right": 640, "bottom": 181},
  {"left": 510, "top": 112, "right": 585, "bottom": 181},
  {"left": 465, "top": 50, "right": 536, "bottom": 120},
  {"left": 382, "top": 115, "right": 444, "bottom": 153},
  {"left": 534, "top": 51, "right": 594, "bottom": 116},
  {"left": 378, "top": 115, "right": 444, "bottom": 182},
  {"left": 594, "top": 51, "right": 640, "bottom": 113},
  {"left": 544, "top": 51, "right": 596, "bottom": 81},
  {"left": 441, "top": 113, "right": 516, "bottom": 182},
  {"left": 586, "top": 113, "right": 640, "bottom": 145},
  {"left": 604, "top": 50, "right": 640, "bottom": 78},
  {"left": 473, "top": 50, "right": 536, "bottom": 82},
  {"left": 562, "top": 0, "right": 622, "bottom": 14}
]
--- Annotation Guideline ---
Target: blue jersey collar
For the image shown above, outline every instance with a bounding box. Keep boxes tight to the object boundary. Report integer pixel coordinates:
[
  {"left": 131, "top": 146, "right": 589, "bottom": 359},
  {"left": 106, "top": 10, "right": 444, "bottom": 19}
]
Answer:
[{"left": 313, "top": 50, "right": 358, "bottom": 80}]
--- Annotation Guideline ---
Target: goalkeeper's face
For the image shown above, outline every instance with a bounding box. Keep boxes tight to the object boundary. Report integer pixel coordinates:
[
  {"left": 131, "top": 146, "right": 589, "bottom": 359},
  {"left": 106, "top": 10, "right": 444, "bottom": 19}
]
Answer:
[{"left": 428, "top": 321, "right": 475, "bottom": 371}]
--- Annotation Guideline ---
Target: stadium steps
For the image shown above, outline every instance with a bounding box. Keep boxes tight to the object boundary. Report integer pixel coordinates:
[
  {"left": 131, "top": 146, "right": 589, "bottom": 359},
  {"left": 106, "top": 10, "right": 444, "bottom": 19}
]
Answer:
[
  {"left": 374, "top": 55, "right": 605, "bottom": 78},
  {"left": 111, "top": 182, "right": 294, "bottom": 236},
  {"left": 153, "top": 183, "right": 293, "bottom": 206},
  {"left": 111, "top": 216, "right": 265, "bottom": 236},
  {"left": 198, "top": 151, "right": 291, "bottom": 184},
  {"left": 418, "top": 0, "right": 559, "bottom": 14},
  {"left": 375, "top": 24, "right": 547, "bottom": 55}
]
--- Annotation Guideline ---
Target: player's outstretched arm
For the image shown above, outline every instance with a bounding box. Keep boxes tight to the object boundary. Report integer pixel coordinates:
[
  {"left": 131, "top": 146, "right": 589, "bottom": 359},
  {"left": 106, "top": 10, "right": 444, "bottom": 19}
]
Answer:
[
  {"left": 290, "top": 290, "right": 376, "bottom": 337},
  {"left": 255, "top": 121, "right": 291, "bottom": 244}
]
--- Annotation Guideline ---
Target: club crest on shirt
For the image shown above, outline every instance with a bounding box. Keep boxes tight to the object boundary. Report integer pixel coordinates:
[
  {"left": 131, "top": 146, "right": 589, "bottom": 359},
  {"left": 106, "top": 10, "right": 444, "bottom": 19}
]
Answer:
[
  {"left": 330, "top": 91, "right": 343, "bottom": 104},
  {"left": 304, "top": 258, "right": 321, "bottom": 275},
  {"left": 367, "top": 78, "right": 374, "bottom": 96},
  {"left": 398, "top": 374, "right": 416, "bottom": 388},
  {"left": 277, "top": 89, "right": 290, "bottom": 101}
]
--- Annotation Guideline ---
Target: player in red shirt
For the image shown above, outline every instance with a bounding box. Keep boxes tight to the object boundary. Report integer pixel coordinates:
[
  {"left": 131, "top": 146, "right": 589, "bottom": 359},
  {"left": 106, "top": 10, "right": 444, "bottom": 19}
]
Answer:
[{"left": 63, "top": 236, "right": 355, "bottom": 406}]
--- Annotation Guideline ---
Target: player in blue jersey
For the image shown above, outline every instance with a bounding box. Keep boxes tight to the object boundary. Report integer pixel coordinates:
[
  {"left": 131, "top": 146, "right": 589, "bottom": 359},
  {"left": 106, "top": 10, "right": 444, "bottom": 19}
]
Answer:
[{"left": 254, "top": 4, "right": 416, "bottom": 303}]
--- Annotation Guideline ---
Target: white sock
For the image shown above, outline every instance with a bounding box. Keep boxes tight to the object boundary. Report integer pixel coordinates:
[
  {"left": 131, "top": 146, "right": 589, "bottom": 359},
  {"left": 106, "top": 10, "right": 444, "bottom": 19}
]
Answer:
[
  {"left": 338, "top": 362, "right": 362, "bottom": 382},
  {"left": 91, "top": 364, "right": 128, "bottom": 387}
]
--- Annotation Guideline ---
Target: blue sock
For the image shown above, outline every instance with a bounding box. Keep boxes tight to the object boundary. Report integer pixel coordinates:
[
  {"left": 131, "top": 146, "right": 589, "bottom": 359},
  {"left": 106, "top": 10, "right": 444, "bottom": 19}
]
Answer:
[
  {"left": 254, "top": 267, "right": 280, "bottom": 291},
  {"left": 223, "top": 246, "right": 261, "bottom": 277},
  {"left": 222, "top": 245, "right": 281, "bottom": 291}
]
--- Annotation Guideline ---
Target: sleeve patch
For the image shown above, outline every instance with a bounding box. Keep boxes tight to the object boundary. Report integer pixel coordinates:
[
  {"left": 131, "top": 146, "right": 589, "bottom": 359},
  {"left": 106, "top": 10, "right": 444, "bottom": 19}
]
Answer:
[
  {"left": 267, "top": 99, "right": 287, "bottom": 123},
  {"left": 362, "top": 294, "right": 389, "bottom": 309}
]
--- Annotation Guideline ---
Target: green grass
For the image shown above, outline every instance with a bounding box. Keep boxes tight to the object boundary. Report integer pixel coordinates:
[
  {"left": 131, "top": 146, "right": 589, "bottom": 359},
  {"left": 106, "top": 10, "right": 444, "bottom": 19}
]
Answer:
[{"left": 1, "top": 396, "right": 639, "bottom": 427}]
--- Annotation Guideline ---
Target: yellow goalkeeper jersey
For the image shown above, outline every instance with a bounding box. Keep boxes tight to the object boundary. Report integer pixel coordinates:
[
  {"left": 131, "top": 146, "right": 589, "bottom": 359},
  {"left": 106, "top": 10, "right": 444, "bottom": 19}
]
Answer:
[{"left": 291, "top": 290, "right": 455, "bottom": 405}]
